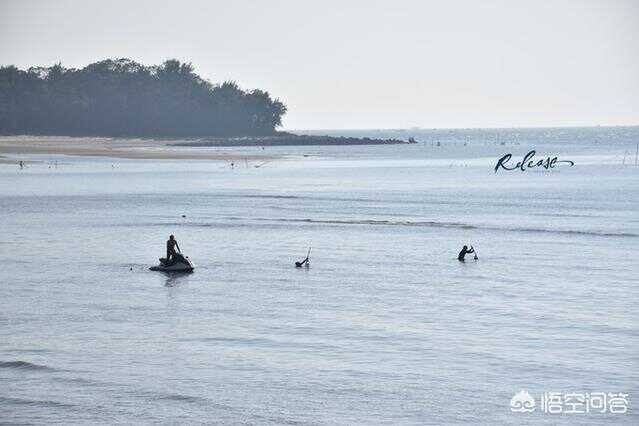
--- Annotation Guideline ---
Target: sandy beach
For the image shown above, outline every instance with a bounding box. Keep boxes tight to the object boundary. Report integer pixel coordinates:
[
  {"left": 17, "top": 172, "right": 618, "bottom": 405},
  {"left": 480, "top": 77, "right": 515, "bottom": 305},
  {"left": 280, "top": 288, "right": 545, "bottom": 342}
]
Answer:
[{"left": 0, "top": 136, "right": 276, "bottom": 163}]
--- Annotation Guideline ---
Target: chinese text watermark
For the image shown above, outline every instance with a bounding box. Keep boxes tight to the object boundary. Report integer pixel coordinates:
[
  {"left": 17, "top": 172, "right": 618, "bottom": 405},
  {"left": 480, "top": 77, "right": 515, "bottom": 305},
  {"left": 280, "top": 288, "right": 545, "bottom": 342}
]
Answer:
[{"left": 510, "top": 390, "right": 629, "bottom": 414}]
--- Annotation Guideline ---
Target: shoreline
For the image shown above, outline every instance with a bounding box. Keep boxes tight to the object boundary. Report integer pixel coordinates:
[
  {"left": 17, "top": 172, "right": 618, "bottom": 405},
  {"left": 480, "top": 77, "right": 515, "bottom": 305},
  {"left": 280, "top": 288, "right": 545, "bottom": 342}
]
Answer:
[
  {"left": 0, "top": 133, "right": 410, "bottom": 162},
  {"left": 0, "top": 136, "right": 278, "bottom": 162}
]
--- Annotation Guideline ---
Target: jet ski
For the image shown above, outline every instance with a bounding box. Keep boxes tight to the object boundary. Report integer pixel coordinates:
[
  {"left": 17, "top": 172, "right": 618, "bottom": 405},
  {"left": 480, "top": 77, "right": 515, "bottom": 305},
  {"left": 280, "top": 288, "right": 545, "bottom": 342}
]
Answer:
[{"left": 149, "top": 252, "right": 194, "bottom": 273}]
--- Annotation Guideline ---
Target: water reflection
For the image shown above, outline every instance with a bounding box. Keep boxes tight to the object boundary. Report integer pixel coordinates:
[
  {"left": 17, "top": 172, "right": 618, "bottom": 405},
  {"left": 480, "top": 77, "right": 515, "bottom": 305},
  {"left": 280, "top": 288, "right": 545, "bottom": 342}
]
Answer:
[{"left": 164, "top": 272, "right": 191, "bottom": 287}]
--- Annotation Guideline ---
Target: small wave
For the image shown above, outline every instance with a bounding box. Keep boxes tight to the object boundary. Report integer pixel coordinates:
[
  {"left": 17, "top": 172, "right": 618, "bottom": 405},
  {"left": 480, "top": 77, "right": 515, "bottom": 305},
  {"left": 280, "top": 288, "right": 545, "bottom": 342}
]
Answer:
[
  {"left": 529, "top": 212, "right": 597, "bottom": 218},
  {"left": 1, "top": 348, "right": 54, "bottom": 354},
  {"left": 514, "top": 227, "right": 637, "bottom": 238},
  {"left": 132, "top": 389, "right": 230, "bottom": 409},
  {"left": 53, "top": 376, "right": 104, "bottom": 387},
  {"left": 113, "top": 216, "right": 637, "bottom": 238},
  {"left": 262, "top": 217, "right": 638, "bottom": 238},
  {"left": 155, "top": 393, "right": 211, "bottom": 404},
  {"left": 241, "top": 194, "right": 302, "bottom": 200},
  {"left": 53, "top": 377, "right": 226, "bottom": 408},
  {"left": 178, "top": 336, "right": 339, "bottom": 351},
  {"left": 283, "top": 218, "right": 476, "bottom": 229},
  {"left": 0, "top": 396, "right": 76, "bottom": 409},
  {"left": 0, "top": 360, "right": 57, "bottom": 371},
  {"left": 178, "top": 336, "right": 273, "bottom": 345}
]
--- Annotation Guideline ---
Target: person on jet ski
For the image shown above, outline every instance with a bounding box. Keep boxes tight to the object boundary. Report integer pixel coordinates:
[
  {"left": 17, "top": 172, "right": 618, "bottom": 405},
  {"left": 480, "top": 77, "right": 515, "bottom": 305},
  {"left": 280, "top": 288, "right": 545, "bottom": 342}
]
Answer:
[{"left": 166, "top": 235, "right": 181, "bottom": 263}]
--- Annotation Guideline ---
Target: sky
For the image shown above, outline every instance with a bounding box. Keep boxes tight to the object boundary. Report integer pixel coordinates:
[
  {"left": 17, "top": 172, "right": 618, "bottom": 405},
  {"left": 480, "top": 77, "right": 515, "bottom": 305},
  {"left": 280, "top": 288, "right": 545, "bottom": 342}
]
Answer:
[{"left": 1, "top": 0, "right": 638, "bottom": 130}]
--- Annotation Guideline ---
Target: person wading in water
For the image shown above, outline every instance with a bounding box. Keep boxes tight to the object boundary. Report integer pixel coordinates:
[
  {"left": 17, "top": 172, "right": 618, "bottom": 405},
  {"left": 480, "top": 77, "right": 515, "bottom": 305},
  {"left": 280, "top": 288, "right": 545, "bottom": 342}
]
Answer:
[{"left": 458, "top": 245, "right": 476, "bottom": 262}]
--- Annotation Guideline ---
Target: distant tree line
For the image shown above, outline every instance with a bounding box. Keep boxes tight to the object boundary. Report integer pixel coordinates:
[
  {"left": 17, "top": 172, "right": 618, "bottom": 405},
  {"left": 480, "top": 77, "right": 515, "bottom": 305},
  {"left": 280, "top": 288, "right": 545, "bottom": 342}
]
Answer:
[{"left": 0, "top": 58, "right": 287, "bottom": 137}]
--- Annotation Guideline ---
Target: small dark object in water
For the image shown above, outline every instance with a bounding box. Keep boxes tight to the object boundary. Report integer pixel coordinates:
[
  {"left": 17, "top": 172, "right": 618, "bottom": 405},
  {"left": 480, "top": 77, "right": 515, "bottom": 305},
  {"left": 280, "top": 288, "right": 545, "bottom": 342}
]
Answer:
[
  {"left": 181, "top": 214, "right": 186, "bottom": 218},
  {"left": 295, "top": 247, "right": 311, "bottom": 268}
]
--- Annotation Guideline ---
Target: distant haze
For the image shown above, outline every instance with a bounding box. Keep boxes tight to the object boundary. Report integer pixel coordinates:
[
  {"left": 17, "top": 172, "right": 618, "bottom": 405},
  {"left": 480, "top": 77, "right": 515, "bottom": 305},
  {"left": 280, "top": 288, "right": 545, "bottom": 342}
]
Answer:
[{"left": 1, "top": 0, "right": 638, "bottom": 130}]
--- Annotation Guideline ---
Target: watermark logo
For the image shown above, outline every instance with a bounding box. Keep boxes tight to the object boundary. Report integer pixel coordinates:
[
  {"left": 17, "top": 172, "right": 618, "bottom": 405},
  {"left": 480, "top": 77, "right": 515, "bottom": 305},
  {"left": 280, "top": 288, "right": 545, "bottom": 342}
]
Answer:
[
  {"left": 511, "top": 391, "right": 629, "bottom": 414},
  {"left": 510, "top": 390, "right": 536, "bottom": 413},
  {"left": 495, "top": 150, "right": 574, "bottom": 172}
]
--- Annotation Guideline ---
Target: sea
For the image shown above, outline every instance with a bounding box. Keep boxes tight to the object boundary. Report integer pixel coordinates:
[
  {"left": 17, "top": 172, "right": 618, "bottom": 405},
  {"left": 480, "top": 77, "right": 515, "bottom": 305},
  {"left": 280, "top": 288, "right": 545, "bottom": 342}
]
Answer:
[{"left": 1, "top": 127, "right": 638, "bottom": 424}]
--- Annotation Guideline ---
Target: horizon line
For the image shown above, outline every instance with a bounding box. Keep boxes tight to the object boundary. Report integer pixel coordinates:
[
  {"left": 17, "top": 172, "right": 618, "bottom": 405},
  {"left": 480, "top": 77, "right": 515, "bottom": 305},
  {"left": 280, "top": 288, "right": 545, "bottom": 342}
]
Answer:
[{"left": 285, "top": 124, "right": 639, "bottom": 132}]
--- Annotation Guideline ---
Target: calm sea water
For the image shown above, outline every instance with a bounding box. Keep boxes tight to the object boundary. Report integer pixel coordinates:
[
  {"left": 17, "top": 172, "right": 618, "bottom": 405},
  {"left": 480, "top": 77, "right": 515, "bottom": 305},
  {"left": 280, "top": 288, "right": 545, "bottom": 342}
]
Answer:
[{"left": 1, "top": 127, "right": 638, "bottom": 424}]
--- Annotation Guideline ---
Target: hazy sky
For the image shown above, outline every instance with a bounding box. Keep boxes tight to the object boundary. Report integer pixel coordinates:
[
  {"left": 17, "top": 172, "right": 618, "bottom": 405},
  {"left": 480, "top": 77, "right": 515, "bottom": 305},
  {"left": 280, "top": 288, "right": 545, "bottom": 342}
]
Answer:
[{"left": 1, "top": 0, "right": 638, "bottom": 129}]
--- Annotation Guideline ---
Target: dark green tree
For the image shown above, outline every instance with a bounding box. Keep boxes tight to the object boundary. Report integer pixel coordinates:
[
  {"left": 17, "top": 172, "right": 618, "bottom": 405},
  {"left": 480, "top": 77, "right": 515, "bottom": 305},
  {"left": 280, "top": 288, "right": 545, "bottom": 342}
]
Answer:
[{"left": 0, "top": 58, "right": 287, "bottom": 137}]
